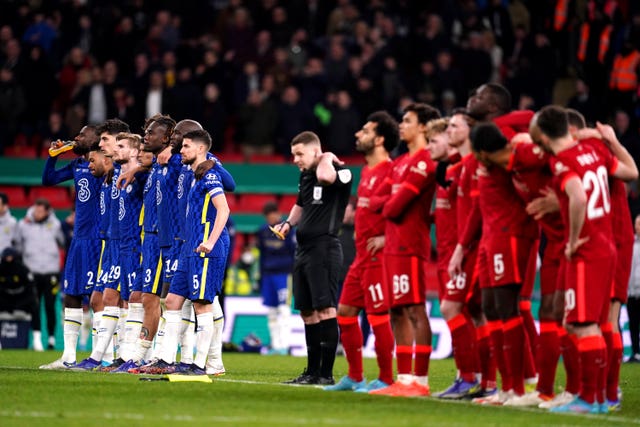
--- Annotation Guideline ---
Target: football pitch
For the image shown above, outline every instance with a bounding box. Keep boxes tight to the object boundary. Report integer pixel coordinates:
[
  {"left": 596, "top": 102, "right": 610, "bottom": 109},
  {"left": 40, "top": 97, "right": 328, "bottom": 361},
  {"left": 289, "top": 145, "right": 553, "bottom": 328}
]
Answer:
[{"left": 1, "top": 350, "right": 639, "bottom": 427}]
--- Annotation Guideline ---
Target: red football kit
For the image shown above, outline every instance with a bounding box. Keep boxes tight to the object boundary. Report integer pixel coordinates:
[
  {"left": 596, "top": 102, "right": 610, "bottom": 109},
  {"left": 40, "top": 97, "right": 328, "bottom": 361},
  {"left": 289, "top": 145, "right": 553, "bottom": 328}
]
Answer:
[
  {"left": 434, "top": 160, "right": 462, "bottom": 297},
  {"left": 508, "top": 142, "right": 566, "bottom": 296},
  {"left": 550, "top": 139, "right": 618, "bottom": 324},
  {"left": 339, "top": 160, "right": 393, "bottom": 313},
  {"left": 380, "top": 149, "right": 436, "bottom": 306}
]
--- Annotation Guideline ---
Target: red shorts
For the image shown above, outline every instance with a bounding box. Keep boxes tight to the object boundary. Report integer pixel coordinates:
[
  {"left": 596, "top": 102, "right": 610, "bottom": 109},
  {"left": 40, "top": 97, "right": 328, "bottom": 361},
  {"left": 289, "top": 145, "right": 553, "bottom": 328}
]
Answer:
[
  {"left": 564, "top": 254, "right": 615, "bottom": 325},
  {"left": 478, "top": 237, "right": 534, "bottom": 288},
  {"left": 441, "top": 246, "right": 478, "bottom": 303},
  {"left": 340, "top": 254, "right": 389, "bottom": 314},
  {"left": 612, "top": 239, "right": 633, "bottom": 303},
  {"left": 383, "top": 254, "right": 428, "bottom": 306},
  {"left": 520, "top": 239, "right": 539, "bottom": 298},
  {"left": 540, "top": 240, "right": 564, "bottom": 296},
  {"left": 556, "top": 258, "right": 567, "bottom": 292}
]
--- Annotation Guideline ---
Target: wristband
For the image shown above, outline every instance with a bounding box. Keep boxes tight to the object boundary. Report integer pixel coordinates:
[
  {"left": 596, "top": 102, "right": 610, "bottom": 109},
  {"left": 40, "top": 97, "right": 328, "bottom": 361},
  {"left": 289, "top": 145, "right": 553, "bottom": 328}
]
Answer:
[{"left": 285, "top": 220, "right": 293, "bottom": 228}]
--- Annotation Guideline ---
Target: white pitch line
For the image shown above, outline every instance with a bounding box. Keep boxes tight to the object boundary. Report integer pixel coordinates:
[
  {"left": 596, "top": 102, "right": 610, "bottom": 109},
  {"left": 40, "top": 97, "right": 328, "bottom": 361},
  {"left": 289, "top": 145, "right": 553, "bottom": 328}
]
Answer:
[
  {"left": 0, "top": 410, "right": 372, "bottom": 425},
  {"left": 2, "top": 366, "right": 639, "bottom": 425}
]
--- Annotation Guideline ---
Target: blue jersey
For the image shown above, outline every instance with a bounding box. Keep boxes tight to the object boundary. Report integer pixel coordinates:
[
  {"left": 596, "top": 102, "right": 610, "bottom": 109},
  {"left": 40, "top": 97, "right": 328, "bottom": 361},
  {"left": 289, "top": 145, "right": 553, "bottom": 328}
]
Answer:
[
  {"left": 107, "top": 164, "right": 121, "bottom": 240},
  {"left": 157, "top": 154, "right": 183, "bottom": 247},
  {"left": 98, "top": 178, "right": 111, "bottom": 240},
  {"left": 175, "top": 153, "right": 236, "bottom": 242},
  {"left": 142, "top": 160, "right": 160, "bottom": 233},
  {"left": 118, "top": 170, "right": 147, "bottom": 250},
  {"left": 185, "top": 168, "right": 229, "bottom": 258},
  {"left": 42, "top": 156, "right": 101, "bottom": 240}
]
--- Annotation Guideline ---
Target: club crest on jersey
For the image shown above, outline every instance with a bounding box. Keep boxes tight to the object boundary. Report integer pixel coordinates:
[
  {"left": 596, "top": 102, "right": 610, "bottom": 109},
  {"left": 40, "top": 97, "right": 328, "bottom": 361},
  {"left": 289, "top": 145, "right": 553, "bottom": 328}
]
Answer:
[
  {"left": 554, "top": 161, "right": 569, "bottom": 174},
  {"left": 126, "top": 184, "right": 133, "bottom": 193},
  {"left": 313, "top": 186, "right": 323, "bottom": 203},
  {"left": 163, "top": 167, "right": 168, "bottom": 175},
  {"left": 337, "top": 169, "right": 352, "bottom": 183}
]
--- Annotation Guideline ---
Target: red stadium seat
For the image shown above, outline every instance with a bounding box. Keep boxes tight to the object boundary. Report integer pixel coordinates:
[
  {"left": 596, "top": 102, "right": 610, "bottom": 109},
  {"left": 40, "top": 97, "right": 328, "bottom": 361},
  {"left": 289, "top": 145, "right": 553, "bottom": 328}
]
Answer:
[
  {"left": 4, "top": 145, "right": 38, "bottom": 158},
  {"left": 225, "top": 193, "right": 238, "bottom": 211},
  {"left": 29, "top": 186, "right": 73, "bottom": 209},
  {"left": 0, "top": 185, "right": 30, "bottom": 208},
  {"left": 236, "top": 194, "right": 277, "bottom": 213},
  {"left": 277, "top": 194, "right": 298, "bottom": 213},
  {"left": 248, "top": 154, "right": 286, "bottom": 163}
]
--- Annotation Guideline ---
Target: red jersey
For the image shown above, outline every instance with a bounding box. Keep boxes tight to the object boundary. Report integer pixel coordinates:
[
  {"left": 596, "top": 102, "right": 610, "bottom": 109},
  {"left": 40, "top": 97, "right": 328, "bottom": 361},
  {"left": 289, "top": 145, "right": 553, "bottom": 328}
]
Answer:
[
  {"left": 355, "top": 160, "right": 393, "bottom": 254},
  {"left": 382, "top": 149, "right": 436, "bottom": 257},
  {"left": 508, "top": 142, "right": 565, "bottom": 243},
  {"left": 550, "top": 139, "right": 618, "bottom": 259},
  {"left": 584, "top": 138, "right": 634, "bottom": 246},
  {"left": 477, "top": 164, "right": 538, "bottom": 240},
  {"left": 493, "top": 110, "right": 535, "bottom": 140},
  {"left": 456, "top": 154, "right": 480, "bottom": 244},
  {"left": 434, "top": 160, "right": 463, "bottom": 270}
]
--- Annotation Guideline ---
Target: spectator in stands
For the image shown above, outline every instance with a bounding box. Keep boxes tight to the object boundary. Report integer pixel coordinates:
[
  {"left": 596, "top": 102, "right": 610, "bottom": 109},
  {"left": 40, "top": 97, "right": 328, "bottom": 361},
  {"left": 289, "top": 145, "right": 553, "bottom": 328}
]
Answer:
[
  {"left": 201, "top": 83, "right": 227, "bottom": 153},
  {"left": 0, "top": 66, "right": 25, "bottom": 153},
  {"left": 236, "top": 89, "right": 278, "bottom": 158},
  {"left": 40, "top": 112, "right": 71, "bottom": 154},
  {"left": 325, "top": 90, "right": 360, "bottom": 156},
  {"left": 613, "top": 110, "right": 640, "bottom": 193},
  {"left": 56, "top": 47, "right": 92, "bottom": 112},
  {"left": 567, "top": 78, "right": 602, "bottom": 125},
  {"left": 276, "top": 85, "right": 315, "bottom": 156},
  {"left": 171, "top": 67, "right": 202, "bottom": 122},
  {"left": 73, "top": 65, "right": 108, "bottom": 125},
  {"left": 15, "top": 198, "right": 65, "bottom": 351},
  {"left": 0, "top": 192, "right": 17, "bottom": 253},
  {"left": 16, "top": 45, "right": 56, "bottom": 131}
]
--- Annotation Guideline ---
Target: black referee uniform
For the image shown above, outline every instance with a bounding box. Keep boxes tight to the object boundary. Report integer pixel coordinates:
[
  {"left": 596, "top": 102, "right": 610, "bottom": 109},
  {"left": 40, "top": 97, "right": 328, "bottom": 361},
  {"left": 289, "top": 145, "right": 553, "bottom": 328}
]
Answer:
[
  {"left": 292, "top": 165, "right": 352, "bottom": 311},
  {"left": 286, "top": 163, "right": 352, "bottom": 384}
]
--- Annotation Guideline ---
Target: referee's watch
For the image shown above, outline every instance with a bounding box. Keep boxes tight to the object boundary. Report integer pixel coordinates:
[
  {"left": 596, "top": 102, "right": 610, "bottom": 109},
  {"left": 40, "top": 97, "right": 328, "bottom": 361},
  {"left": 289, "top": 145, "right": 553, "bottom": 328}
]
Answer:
[{"left": 284, "top": 220, "right": 293, "bottom": 228}]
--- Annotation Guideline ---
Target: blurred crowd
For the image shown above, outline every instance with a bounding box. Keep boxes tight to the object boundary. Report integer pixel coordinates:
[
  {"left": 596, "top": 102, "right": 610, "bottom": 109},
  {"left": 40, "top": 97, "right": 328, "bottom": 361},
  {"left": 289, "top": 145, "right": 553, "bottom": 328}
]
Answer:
[{"left": 1, "top": 0, "right": 640, "bottom": 158}]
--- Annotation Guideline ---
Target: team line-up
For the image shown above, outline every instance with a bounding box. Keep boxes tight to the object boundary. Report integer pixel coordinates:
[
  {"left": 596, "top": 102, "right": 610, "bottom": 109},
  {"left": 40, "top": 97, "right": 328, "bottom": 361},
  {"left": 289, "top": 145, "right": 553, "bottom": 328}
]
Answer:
[{"left": 37, "top": 82, "right": 637, "bottom": 416}]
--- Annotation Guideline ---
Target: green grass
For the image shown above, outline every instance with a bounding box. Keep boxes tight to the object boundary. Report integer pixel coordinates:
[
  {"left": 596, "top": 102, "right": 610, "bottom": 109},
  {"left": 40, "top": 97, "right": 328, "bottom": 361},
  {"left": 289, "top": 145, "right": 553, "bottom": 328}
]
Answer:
[{"left": 0, "top": 351, "right": 639, "bottom": 427}]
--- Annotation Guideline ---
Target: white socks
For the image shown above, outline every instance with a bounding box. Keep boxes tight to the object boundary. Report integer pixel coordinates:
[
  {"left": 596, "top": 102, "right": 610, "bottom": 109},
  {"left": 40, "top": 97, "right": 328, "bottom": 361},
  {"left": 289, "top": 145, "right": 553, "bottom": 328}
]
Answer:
[
  {"left": 122, "top": 303, "right": 143, "bottom": 361},
  {"left": 194, "top": 312, "right": 214, "bottom": 369},
  {"left": 159, "top": 310, "right": 181, "bottom": 364},
  {"left": 90, "top": 306, "right": 119, "bottom": 361},
  {"left": 61, "top": 308, "right": 83, "bottom": 363}
]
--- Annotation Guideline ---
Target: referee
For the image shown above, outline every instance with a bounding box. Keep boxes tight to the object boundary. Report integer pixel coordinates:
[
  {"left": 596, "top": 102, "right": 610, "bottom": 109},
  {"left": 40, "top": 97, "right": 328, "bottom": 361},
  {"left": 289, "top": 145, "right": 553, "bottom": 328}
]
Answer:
[{"left": 276, "top": 131, "right": 353, "bottom": 385}]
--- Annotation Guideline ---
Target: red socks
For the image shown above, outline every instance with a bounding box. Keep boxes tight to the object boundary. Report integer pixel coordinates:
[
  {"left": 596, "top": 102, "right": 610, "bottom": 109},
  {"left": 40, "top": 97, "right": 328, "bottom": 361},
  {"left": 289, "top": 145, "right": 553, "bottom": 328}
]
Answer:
[
  {"left": 447, "top": 313, "right": 477, "bottom": 382},
  {"left": 537, "top": 320, "right": 561, "bottom": 397},
  {"left": 577, "top": 335, "right": 607, "bottom": 404},
  {"left": 368, "top": 313, "right": 395, "bottom": 385},
  {"left": 337, "top": 316, "right": 363, "bottom": 382}
]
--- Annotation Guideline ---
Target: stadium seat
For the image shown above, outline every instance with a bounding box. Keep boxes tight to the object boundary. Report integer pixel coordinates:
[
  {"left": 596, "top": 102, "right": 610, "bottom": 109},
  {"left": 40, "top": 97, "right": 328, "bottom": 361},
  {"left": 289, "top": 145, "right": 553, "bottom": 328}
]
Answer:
[
  {"left": 277, "top": 194, "right": 298, "bottom": 213},
  {"left": 220, "top": 152, "right": 245, "bottom": 163},
  {"left": 248, "top": 154, "right": 287, "bottom": 163},
  {"left": 28, "top": 186, "right": 72, "bottom": 209},
  {"left": 225, "top": 193, "right": 238, "bottom": 211},
  {"left": 236, "top": 194, "right": 277, "bottom": 213},
  {"left": 339, "top": 155, "right": 364, "bottom": 165},
  {"left": 4, "top": 145, "right": 38, "bottom": 158},
  {"left": 0, "top": 185, "right": 30, "bottom": 208}
]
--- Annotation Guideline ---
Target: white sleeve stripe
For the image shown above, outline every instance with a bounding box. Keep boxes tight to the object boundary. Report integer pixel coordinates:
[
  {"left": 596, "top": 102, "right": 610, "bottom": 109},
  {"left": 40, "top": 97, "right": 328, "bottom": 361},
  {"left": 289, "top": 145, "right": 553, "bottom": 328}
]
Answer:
[{"left": 208, "top": 188, "right": 224, "bottom": 197}]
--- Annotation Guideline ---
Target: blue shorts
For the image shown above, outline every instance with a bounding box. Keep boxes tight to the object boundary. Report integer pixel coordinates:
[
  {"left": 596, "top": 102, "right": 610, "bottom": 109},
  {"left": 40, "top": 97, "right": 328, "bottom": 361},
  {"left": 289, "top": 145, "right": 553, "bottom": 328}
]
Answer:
[
  {"left": 161, "top": 240, "right": 182, "bottom": 283},
  {"left": 260, "top": 273, "right": 289, "bottom": 307},
  {"left": 62, "top": 238, "right": 101, "bottom": 297},
  {"left": 120, "top": 246, "right": 142, "bottom": 298},
  {"left": 186, "top": 256, "right": 226, "bottom": 303},
  {"left": 100, "top": 239, "right": 121, "bottom": 289},
  {"left": 141, "top": 233, "right": 163, "bottom": 295}
]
